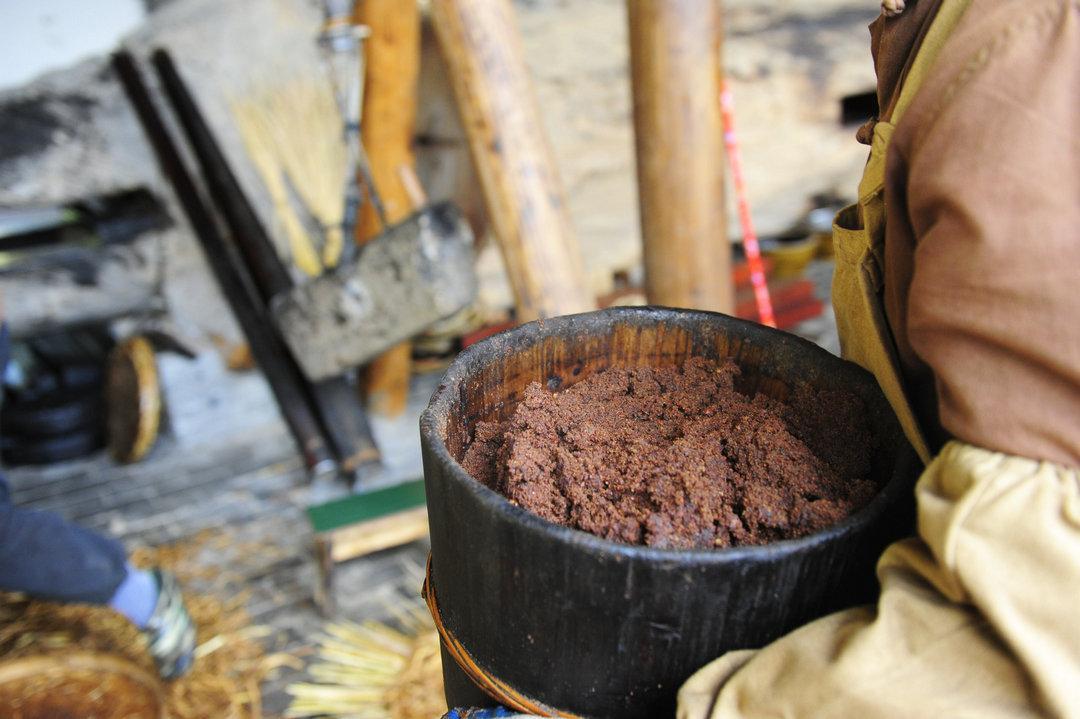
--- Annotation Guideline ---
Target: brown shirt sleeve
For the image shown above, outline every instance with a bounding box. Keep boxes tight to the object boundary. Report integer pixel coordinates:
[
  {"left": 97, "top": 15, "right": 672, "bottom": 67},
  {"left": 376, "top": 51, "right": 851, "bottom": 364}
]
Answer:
[{"left": 884, "top": 0, "right": 1080, "bottom": 468}]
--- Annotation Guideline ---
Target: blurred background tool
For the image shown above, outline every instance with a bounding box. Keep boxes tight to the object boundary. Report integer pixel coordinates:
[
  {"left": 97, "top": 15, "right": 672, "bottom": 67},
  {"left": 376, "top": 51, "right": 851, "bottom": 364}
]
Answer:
[
  {"left": 113, "top": 49, "right": 338, "bottom": 477},
  {"left": 269, "top": 199, "right": 476, "bottom": 385},
  {"left": 222, "top": 4, "right": 478, "bottom": 390},
  {"left": 284, "top": 594, "right": 443, "bottom": 718},
  {"left": 228, "top": 1, "right": 373, "bottom": 279},
  {"left": 720, "top": 78, "right": 775, "bottom": 327},
  {"left": 152, "top": 49, "right": 382, "bottom": 477},
  {"left": 105, "top": 335, "right": 161, "bottom": 464},
  {"left": 309, "top": 478, "right": 429, "bottom": 615}
]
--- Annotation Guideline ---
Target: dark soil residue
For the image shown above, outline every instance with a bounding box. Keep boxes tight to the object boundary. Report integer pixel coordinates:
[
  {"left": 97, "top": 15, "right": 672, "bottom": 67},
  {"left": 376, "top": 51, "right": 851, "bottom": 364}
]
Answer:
[{"left": 459, "top": 358, "right": 879, "bottom": 549}]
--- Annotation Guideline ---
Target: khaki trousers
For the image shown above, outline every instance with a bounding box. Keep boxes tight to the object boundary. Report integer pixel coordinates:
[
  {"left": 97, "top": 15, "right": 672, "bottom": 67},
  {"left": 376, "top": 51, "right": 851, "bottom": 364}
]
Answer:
[{"left": 678, "top": 441, "right": 1080, "bottom": 718}]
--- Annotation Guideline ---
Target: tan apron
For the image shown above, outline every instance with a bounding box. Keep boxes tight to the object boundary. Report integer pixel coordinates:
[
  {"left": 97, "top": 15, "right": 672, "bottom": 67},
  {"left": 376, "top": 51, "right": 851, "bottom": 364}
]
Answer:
[{"left": 830, "top": 0, "right": 973, "bottom": 465}]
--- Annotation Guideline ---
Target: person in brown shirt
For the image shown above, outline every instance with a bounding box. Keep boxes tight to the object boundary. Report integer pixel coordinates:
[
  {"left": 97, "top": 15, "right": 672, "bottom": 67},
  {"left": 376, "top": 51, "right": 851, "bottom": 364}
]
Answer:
[{"left": 678, "top": 1, "right": 1080, "bottom": 716}]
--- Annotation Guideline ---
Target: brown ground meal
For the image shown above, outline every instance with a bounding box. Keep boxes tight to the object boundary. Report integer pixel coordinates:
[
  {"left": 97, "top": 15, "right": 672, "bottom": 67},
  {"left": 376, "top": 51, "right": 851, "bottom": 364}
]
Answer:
[{"left": 460, "top": 357, "right": 880, "bottom": 549}]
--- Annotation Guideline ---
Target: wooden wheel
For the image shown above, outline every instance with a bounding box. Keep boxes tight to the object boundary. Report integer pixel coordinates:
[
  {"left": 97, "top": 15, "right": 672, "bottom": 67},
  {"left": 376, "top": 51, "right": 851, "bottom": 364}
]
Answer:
[{"left": 106, "top": 336, "right": 161, "bottom": 464}]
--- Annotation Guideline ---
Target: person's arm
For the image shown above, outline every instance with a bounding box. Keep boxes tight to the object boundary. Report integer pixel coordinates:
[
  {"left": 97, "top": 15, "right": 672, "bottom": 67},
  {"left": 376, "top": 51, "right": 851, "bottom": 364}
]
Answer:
[
  {"left": 888, "top": 0, "right": 1080, "bottom": 469},
  {"left": 0, "top": 501, "right": 131, "bottom": 602},
  {"left": 676, "top": 5, "right": 1080, "bottom": 717}
]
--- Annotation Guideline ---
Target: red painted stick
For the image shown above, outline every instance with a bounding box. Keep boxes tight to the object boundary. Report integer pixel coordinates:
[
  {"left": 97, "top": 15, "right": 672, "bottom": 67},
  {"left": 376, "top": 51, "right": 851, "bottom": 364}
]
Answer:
[{"left": 720, "top": 79, "right": 776, "bottom": 328}]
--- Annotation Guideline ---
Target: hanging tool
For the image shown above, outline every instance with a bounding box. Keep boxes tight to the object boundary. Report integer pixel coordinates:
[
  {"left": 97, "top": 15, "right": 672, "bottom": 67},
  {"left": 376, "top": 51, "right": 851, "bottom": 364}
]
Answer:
[
  {"left": 266, "top": 1, "right": 476, "bottom": 385},
  {"left": 317, "top": 6, "right": 382, "bottom": 270}
]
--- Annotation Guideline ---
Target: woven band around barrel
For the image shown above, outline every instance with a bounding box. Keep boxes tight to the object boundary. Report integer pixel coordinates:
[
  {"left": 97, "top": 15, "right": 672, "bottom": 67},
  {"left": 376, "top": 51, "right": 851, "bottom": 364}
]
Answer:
[{"left": 422, "top": 554, "right": 584, "bottom": 719}]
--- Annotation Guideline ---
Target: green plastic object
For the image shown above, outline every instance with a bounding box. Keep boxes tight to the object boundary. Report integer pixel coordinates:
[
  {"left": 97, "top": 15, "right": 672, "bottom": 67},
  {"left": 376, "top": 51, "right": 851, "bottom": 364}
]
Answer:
[{"left": 307, "top": 478, "right": 427, "bottom": 534}]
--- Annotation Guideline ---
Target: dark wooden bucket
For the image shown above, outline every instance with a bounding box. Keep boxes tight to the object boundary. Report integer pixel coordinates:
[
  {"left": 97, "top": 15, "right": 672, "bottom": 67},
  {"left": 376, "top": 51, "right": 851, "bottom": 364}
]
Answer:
[{"left": 420, "top": 307, "right": 918, "bottom": 718}]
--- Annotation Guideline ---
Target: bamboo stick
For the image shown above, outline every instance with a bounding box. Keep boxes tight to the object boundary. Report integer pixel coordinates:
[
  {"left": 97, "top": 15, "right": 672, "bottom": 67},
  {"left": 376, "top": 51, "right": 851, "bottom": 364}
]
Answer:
[
  {"left": 112, "top": 51, "right": 336, "bottom": 476},
  {"left": 152, "top": 50, "right": 381, "bottom": 474}
]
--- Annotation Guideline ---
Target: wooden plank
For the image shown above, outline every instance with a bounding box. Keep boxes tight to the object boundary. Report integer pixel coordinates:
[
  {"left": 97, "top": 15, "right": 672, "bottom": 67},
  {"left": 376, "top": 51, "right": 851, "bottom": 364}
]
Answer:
[
  {"left": 627, "top": 0, "right": 733, "bottom": 312},
  {"left": 308, "top": 478, "right": 429, "bottom": 614},
  {"left": 326, "top": 506, "right": 429, "bottom": 563},
  {"left": 307, "top": 478, "right": 427, "bottom": 532},
  {"left": 354, "top": 0, "right": 422, "bottom": 418}
]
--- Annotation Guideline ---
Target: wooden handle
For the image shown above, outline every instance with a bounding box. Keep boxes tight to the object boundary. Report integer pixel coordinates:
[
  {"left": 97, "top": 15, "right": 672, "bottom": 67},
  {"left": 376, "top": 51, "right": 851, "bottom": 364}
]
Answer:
[
  {"left": 431, "top": 0, "right": 594, "bottom": 321},
  {"left": 627, "top": 0, "right": 733, "bottom": 312},
  {"left": 355, "top": 0, "right": 422, "bottom": 417}
]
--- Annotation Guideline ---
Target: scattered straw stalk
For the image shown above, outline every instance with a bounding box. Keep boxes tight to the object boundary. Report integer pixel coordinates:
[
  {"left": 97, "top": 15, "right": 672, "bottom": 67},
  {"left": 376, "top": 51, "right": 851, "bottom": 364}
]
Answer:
[{"left": 286, "top": 601, "right": 444, "bottom": 719}]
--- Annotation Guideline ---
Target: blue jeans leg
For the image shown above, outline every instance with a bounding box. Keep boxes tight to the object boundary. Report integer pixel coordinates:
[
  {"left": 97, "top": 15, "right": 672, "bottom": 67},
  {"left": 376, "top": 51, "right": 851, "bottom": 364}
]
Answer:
[{"left": 0, "top": 475, "right": 130, "bottom": 604}]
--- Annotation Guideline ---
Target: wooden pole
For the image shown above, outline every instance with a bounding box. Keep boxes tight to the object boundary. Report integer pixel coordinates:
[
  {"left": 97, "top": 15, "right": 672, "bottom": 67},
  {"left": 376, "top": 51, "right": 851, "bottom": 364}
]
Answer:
[
  {"left": 431, "top": 0, "right": 594, "bottom": 321},
  {"left": 354, "top": 0, "right": 422, "bottom": 418},
  {"left": 627, "top": 0, "right": 733, "bottom": 312}
]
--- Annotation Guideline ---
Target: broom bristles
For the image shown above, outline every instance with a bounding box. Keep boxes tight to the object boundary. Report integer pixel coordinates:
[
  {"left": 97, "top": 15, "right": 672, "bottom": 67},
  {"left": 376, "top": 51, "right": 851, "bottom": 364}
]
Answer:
[{"left": 231, "top": 73, "right": 349, "bottom": 276}]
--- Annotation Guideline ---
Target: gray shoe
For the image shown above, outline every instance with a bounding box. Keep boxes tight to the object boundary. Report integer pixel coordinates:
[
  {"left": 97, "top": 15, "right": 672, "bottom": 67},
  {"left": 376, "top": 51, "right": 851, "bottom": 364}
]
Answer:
[{"left": 143, "top": 569, "right": 196, "bottom": 679}]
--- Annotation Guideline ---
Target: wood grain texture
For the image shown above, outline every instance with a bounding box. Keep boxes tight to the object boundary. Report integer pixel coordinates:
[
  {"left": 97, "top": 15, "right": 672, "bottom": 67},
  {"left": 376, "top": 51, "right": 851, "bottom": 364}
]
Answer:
[
  {"left": 354, "top": 0, "right": 422, "bottom": 417},
  {"left": 627, "top": 0, "right": 733, "bottom": 312},
  {"left": 431, "top": 0, "right": 594, "bottom": 321}
]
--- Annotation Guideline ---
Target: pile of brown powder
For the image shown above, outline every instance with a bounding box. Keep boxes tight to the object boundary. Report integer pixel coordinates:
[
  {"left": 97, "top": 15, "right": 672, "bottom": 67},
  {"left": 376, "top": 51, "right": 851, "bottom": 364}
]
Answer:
[{"left": 460, "top": 357, "right": 879, "bottom": 549}]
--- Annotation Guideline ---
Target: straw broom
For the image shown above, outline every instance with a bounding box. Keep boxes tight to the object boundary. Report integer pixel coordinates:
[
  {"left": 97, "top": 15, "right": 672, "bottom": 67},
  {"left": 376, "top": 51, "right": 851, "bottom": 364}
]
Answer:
[{"left": 231, "top": 70, "right": 354, "bottom": 277}]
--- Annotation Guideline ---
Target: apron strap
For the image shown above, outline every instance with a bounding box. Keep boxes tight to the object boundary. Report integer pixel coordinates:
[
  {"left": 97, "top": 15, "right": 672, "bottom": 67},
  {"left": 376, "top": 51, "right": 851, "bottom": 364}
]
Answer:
[
  {"left": 892, "top": 0, "right": 974, "bottom": 125},
  {"left": 861, "top": 0, "right": 974, "bottom": 197},
  {"left": 835, "top": 1, "right": 973, "bottom": 464}
]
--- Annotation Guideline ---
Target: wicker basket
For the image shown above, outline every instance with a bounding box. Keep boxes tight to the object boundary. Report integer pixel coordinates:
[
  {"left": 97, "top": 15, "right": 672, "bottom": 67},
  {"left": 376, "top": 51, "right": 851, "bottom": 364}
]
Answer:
[{"left": 0, "top": 651, "right": 165, "bottom": 719}]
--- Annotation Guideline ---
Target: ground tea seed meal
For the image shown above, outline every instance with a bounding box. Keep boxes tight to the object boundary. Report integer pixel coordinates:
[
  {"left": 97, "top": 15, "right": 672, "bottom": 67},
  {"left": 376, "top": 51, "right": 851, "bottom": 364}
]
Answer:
[{"left": 460, "top": 357, "right": 880, "bottom": 549}]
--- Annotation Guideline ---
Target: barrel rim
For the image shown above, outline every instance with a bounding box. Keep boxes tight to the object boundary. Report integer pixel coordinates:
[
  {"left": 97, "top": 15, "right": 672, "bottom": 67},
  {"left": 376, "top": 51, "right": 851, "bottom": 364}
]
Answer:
[{"left": 420, "top": 305, "right": 916, "bottom": 565}]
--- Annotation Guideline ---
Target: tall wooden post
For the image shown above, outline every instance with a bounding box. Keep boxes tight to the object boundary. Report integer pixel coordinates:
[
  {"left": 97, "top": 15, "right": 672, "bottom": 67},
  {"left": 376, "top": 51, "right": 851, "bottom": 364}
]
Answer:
[
  {"left": 354, "top": 0, "right": 421, "bottom": 417},
  {"left": 627, "top": 0, "right": 733, "bottom": 312},
  {"left": 431, "top": 0, "right": 594, "bottom": 321}
]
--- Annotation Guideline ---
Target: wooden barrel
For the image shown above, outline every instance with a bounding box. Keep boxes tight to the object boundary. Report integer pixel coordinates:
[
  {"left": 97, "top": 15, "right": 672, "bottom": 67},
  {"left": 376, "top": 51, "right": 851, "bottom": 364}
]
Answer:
[{"left": 420, "top": 307, "right": 919, "bottom": 718}]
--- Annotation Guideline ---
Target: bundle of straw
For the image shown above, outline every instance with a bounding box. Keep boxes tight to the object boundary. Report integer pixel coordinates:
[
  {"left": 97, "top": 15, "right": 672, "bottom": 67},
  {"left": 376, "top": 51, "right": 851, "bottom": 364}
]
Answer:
[
  {"left": 231, "top": 74, "right": 350, "bottom": 276},
  {"left": 286, "top": 601, "right": 444, "bottom": 719},
  {"left": 0, "top": 532, "right": 294, "bottom": 719}
]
